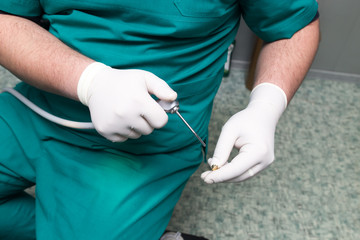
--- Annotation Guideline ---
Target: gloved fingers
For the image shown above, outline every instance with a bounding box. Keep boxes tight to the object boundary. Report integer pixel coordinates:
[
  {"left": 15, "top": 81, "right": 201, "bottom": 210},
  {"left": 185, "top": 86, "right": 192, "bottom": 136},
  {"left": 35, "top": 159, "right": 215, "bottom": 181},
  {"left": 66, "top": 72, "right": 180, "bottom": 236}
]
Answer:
[
  {"left": 140, "top": 97, "right": 169, "bottom": 129},
  {"left": 226, "top": 164, "right": 265, "bottom": 183},
  {"left": 111, "top": 120, "right": 153, "bottom": 140},
  {"left": 128, "top": 115, "right": 154, "bottom": 138},
  {"left": 208, "top": 125, "right": 239, "bottom": 169},
  {"left": 200, "top": 170, "right": 213, "bottom": 182},
  {"left": 106, "top": 134, "right": 128, "bottom": 143},
  {"left": 126, "top": 126, "right": 142, "bottom": 139},
  {"left": 144, "top": 72, "right": 177, "bottom": 101},
  {"left": 200, "top": 161, "right": 229, "bottom": 181},
  {"left": 202, "top": 148, "right": 260, "bottom": 184},
  {"left": 201, "top": 162, "right": 255, "bottom": 184},
  {"left": 97, "top": 120, "right": 150, "bottom": 142},
  {"left": 101, "top": 128, "right": 140, "bottom": 142},
  {"left": 143, "top": 73, "right": 176, "bottom": 128}
]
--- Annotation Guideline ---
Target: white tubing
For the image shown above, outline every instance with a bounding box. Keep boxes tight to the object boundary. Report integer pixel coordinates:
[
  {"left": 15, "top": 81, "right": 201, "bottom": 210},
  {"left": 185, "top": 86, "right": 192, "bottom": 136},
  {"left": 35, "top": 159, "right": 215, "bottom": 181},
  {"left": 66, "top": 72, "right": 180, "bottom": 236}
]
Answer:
[{"left": 2, "top": 88, "right": 95, "bottom": 129}]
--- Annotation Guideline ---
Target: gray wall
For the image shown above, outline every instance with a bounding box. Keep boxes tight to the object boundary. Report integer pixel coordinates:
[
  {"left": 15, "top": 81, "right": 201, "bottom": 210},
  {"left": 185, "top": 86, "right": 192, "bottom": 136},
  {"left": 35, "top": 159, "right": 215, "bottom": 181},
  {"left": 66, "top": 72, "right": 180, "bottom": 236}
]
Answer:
[{"left": 232, "top": 0, "right": 360, "bottom": 76}]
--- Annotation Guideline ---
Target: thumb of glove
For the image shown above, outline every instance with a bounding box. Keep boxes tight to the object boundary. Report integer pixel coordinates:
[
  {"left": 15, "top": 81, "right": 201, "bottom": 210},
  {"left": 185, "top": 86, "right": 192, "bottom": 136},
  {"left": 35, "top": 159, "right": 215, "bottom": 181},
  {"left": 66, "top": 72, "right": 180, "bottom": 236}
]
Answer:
[
  {"left": 200, "top": 121, "right": 238, "bottom": 184},
  {"left": 144, "top": 72, "right": 177, "bottom": 102}
]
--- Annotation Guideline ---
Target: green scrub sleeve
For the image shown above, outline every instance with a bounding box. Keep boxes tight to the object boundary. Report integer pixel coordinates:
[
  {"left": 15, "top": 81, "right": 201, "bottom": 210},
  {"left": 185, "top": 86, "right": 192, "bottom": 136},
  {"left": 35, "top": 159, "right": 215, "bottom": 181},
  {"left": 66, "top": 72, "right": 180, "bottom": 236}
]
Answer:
[
  {"left": 239, "top": 0, "right": 318, "bottom": 42},
  {"left": 0, "top": 0, "right": 43, "bottom": 17}
]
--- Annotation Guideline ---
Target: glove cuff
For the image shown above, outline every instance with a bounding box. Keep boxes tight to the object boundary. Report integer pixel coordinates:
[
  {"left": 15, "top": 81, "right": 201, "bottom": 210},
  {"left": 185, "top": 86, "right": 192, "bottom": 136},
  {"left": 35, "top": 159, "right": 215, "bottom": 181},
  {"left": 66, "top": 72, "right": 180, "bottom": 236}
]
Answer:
[
  {"left": 77, "top": 62, "right": 109, "bottom": 105},
  {"left": 249, "top": 83, "right": 288, "bottom": 121}
]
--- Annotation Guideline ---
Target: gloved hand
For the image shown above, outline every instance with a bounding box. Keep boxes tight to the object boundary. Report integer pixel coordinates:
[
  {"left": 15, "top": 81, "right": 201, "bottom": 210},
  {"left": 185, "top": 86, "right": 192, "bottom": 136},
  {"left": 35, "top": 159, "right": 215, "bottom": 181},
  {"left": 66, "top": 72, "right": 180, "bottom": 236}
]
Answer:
[
  {"left": 77, "top": 62, "right": 177, "bottom": 142},
  {"left": 201, "top": 83, "right": 287, "bottom": 183}
]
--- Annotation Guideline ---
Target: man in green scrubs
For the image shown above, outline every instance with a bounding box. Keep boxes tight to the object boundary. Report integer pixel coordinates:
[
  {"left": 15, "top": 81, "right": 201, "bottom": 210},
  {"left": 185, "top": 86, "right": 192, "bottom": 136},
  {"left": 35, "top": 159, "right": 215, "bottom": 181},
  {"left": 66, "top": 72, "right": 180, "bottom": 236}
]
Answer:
[{"left": 0, "top": 0, "right": 320, "bottom": 239}]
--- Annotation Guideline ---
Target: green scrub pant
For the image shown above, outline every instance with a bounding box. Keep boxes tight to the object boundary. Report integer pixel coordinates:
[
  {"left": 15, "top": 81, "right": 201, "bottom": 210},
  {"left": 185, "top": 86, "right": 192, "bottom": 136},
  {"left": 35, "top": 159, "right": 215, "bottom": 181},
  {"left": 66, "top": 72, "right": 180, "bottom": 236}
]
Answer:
[{"left": 0, "top": 90, "right": 204, "bottom": 240}]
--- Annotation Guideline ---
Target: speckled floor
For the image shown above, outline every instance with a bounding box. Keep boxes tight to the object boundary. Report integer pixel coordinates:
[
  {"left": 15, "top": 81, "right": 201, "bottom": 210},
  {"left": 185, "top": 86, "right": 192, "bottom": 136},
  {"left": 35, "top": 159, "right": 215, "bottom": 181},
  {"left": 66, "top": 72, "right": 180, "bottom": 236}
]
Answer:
[{"left": 1, "top": 66, "right": 359, "bottom": 240}]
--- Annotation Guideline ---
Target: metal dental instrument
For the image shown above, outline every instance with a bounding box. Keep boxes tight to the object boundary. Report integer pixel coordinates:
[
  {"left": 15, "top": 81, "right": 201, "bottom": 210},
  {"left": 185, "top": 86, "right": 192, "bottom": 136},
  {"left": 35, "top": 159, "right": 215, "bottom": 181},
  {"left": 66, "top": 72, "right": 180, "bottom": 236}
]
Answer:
[{"left": 157, "top": 100, "right": 206, "bottom": 148}]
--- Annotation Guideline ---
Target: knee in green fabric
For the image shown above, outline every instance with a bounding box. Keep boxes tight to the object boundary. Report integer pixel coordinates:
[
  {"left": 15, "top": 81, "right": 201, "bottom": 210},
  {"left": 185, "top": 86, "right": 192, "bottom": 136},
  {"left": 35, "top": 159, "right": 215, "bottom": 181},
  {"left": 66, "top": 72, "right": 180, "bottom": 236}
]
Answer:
[
  {"left": 0, "top": 192, "right": 35, "bottom": 240},
  {"left": 31, "top": 139, "right": 201, "bottom": 239},
  {"left": 0, "top": 115, "right": 36, "bottom": 185},
  {"left": 0, "top": 110, "right": 36, "bottom": 239}
]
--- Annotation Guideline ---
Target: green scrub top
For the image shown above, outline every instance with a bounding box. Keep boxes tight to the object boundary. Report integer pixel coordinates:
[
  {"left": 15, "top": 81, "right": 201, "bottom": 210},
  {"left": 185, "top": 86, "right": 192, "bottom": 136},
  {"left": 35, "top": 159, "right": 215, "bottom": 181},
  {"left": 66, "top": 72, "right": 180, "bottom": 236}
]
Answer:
[{"left": 0, "top": 0, "right": 318, "bottom": 155}]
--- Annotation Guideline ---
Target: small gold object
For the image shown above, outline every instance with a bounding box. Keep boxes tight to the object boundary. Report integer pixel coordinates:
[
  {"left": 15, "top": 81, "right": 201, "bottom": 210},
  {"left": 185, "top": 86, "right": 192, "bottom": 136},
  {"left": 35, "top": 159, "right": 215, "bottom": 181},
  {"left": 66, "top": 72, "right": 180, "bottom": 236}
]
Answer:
[{"left": 211, "top": 165, "right": 219, "bottom": 171}]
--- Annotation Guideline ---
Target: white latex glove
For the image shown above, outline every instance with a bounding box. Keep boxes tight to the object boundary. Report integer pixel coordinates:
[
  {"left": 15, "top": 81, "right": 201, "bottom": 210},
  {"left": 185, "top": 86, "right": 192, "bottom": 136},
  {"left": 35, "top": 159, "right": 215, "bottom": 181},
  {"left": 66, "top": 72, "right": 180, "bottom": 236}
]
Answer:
[
  {"left": 201, "top": 83, "right": 287, "bottom": 183},
  {"left": 77, "top": 62, "right": 177, "bottom": 142}
]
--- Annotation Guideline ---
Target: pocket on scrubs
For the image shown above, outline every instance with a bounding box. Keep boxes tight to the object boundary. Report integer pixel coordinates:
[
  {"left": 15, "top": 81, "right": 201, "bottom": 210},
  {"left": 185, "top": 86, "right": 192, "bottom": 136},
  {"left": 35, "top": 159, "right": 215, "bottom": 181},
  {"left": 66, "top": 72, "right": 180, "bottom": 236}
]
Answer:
[{"left": 173, "top": 0, "right": 238, "bottom": 18}]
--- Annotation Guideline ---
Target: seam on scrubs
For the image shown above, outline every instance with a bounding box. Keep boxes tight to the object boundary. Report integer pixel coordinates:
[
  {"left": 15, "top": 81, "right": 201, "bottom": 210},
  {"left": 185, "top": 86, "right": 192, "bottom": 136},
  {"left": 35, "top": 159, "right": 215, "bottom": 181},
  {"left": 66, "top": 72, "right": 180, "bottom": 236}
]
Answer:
[
  {"left": 43, "top": 0, "right": 185, "bottom": 19},
  {"left": 42, "top": 0, "right": 238, "bottom": 23},
  {"left": 273, "top": 2, "right": 318, "bottom": 37},
  {"left": 244, "top": 1, "right": 318, "bottom": 42},
  {"left": 173, "top": 0, "right": 239, "bottom": 18}
]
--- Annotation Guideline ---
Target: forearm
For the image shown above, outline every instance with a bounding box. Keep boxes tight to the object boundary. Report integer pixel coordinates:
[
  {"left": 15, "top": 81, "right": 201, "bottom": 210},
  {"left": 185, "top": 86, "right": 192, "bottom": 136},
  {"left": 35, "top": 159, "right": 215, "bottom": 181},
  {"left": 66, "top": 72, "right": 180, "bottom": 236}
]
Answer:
[
  {"left": 0, "top": 14, "right": 94, "bottom": 100},
  {"left": 253, "top": 19, "right": 320, "bottom": 103}
]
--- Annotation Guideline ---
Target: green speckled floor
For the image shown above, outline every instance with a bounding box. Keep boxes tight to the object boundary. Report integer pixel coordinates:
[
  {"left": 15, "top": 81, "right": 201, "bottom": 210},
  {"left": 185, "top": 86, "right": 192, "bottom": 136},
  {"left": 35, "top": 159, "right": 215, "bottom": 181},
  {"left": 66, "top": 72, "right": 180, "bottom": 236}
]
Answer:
[{"left": 1, "top": 66, "right": 359, "bottom": 239}]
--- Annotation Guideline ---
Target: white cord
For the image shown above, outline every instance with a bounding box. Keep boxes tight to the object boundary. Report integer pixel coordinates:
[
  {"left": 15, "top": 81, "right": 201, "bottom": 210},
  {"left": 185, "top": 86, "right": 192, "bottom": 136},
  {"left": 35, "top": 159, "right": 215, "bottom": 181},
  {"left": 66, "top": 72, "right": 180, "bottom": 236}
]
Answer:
[{"left": 2, "top": 87, "right": 95, "bottom": 129}]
